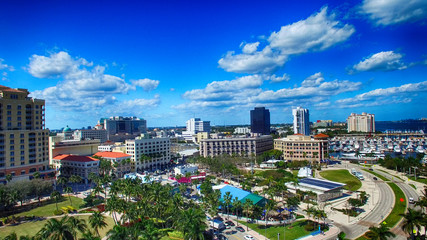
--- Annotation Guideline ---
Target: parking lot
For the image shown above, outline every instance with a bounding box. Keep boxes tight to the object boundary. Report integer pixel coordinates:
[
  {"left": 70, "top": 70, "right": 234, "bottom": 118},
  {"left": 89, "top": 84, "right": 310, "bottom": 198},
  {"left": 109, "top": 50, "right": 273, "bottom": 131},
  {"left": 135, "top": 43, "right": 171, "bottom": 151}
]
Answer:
[{"left": 209, "top": 218, "right": 257, "bottom": 240}]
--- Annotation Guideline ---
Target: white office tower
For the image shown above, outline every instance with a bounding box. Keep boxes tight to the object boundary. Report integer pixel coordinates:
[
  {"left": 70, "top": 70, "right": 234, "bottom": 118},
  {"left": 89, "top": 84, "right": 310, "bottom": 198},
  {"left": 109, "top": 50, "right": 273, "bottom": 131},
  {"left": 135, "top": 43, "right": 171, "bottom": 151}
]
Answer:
[
  {"left": 347, "top": 113, "right": 375, "bottom": 133},
  {"left": 293, "top": 107, "right": 310, "bottom": 135},
  {"left": 182, "top": 118, "right": 210, "bottom": 141}
]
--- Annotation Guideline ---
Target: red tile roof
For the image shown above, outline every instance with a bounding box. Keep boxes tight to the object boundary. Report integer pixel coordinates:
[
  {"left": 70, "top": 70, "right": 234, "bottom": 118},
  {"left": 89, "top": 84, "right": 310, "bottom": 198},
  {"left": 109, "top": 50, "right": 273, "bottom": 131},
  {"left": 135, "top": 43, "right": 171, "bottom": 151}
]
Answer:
[
  {"left": 94, "top": 152, "right": 131, "bottom": 159},
  {"left": 0, "top": 85, "right": 25, "bottom": 93},
  {"left": 314, "top": 133, "right": 329, "bottom": 138},
  {"left": 53, "top": 154, "right": 98, "bottom": 162}
]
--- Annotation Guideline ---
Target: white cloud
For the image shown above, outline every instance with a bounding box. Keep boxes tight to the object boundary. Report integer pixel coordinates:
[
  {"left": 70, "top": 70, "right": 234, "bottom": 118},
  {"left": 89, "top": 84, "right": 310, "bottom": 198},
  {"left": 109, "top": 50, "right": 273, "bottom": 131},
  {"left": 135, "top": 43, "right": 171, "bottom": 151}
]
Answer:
[
  {"left": 218, "top": 7, "right": 355, "bottom": 74},
  {"left": 242, "top": 42, "right": 260, "bottom": 54},
  {"left": 360, "top": 0, "right": 427, "bottom": 25},
  {"left": 352, "top": 51, "right": 407, "bottom": 72},
  {"left": 29, "top": 51, "right": 157, "bottom": 113},
  {"left": 268, "top": 73, "right": 290, "bottom": 83},
  {"left": 335, "top": 81, "right": 427, "bottom": 107},
  {"left": 301, "top": 72, "right": 324, "bottom": 87},
  {"left": 0, "top": 58, "right": 14, "bottom": 71},
  {"left": 177, "top": 73, "right": 361, "bottom": 113},
  {"left": 131, "top": 78, "right": 160, "bottom": 91},
  {"left": 218, "top": 47, "right": 287, "bottom": 74},
  {"left": 268, "top": 7, "right": 355, "bottom": 54}
]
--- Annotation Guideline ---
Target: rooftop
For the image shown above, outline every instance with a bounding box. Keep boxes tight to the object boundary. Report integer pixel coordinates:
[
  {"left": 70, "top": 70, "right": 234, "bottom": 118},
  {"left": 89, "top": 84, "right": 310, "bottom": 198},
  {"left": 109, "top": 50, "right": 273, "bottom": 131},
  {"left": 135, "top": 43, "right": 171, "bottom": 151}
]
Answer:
[
  {"left": 94, "top": 151, "right": 131, "bottom": 158},
  {"left": 53, "top": 154, "right": 99, "bottom": 163}
]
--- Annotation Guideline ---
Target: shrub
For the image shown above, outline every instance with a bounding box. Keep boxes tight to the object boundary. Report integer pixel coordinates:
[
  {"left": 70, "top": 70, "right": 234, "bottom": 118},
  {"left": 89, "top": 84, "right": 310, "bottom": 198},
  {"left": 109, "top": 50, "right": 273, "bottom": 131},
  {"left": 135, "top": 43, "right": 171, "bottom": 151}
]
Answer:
[
  {"left": 304, "top": 222, "right": 315, "bottom": 231},
  {"left": 53, "top": 209, "right": 63, "bottom": 215}
]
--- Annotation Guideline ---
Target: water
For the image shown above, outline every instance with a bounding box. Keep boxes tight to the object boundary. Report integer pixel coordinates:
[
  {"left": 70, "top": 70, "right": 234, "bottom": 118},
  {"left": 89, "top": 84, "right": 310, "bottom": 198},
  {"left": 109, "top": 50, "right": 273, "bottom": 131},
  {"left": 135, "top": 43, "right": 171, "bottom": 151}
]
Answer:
[{"left": 376, "top": 120, "right": 427, "bottom": 132}]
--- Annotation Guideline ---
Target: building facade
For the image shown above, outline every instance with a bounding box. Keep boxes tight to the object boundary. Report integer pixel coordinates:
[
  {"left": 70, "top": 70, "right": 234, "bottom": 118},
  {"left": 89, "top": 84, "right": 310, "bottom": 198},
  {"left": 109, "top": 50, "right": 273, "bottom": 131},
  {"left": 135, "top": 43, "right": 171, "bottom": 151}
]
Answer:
[
  {"left": 49, "top": 136, "right": 100, "bottom": 161},
  {"left": 93, "top": 151, "right": 132, "bottom": 178},
  {"left": 104, "top": 116, "right": 147, "bottom": 141},
  {"left": 250, "top": 107, "right": 270, "bottom": 135},
  {"left": 73, "top": 129, "right": 108, "bottom": 143},
  {"left": 234, "top": 127, "right": 251, "bottom": 134},
  {"left": 51, "top": 154, "right": 99, "bottom": 184},
  {"left": 182, "top": 118, "right": 210, "bottom": 142},
  {"left": 274, "top": 134, "right": 328, "bottom": 162},
  {"left": 347, "top": 113, "right": 375, "bottom": 133},
  {"left": 293, "top": 107, "right": 310, "bottom": 135},
  {"left": 0, "top": 85, "right": 53, "bottom": 183},
  {"left": 313, "top": 120, "right": 333, "bottom": 128},
  {"left": 126, "top": 135, "right": 171, "bottom": 172},
  {"left": 199, "top": 135, "right": 273, "bottom": 158}
]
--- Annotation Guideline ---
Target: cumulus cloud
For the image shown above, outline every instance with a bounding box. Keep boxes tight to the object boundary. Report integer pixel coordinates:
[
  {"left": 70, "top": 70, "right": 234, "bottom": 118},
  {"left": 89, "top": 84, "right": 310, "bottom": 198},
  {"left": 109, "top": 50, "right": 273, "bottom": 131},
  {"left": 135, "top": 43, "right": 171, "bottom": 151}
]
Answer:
[
  {"left": 0, "top": 58, "right": 14, "bottom": 71},
  {"left": 218, "top": 7, "right": 355, "bottom": 74},
  {"left": 131, "top": 78, "right": 160, "bottom": 91},
  {"left": 29, "top": 51, "right": 158, "bottom": 113},
  {"left": 176, "top": 73, "right": 361, "bottom": 113},
  {"left": 268, "top": 73, "right": 290, "bottom": 83},
  {"left": 335, "top": 81, "right": 427, "bottom": 107},
  {"left": 268, "top": 7, "right": 355, "bottom": 54},
  {"left": 301, "top": 72, "right": 324, "bottom": 87},
  {"left": 352, "top": 51, "right": 407, "bottom": 72},
  {"left": 360, "top": 0, "right": 427, "bottom": 25}
]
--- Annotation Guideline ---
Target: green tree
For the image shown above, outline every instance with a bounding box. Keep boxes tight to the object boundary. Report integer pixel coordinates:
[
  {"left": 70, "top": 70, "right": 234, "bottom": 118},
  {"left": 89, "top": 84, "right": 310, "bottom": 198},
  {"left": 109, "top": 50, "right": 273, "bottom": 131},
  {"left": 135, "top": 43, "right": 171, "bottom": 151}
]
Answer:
[
  {"left": 68, "top": 216, "right": 87, "bottom": 240},
  {"left": 5, "top": 174, "right": 12, "bottom": 184},
  {"left": 89, "top": 211, "right": 107, "bottom": 237},
  {"left": 400, "top": 208, "right": 424, "bottom": 239},
  {"left": 365, "top": 224, "right": 396, "bottom": 240},
  {"left": 64, "top": 186, "right": 73, "bottom": 205},
  {"left": 176, "top": 207, "right": 207, "bottom": 240},
  {"left": 50, "top": 190, "right": 62, "bottom": 212},
  {"left": 37, "top": 216, "right": 74, "bottom": 240},
  {"left": 69, "top": 175, "right": 82, "bottom": 194},
  {"left": 223, "top": 191, "right": 232, "bottom": 219}
]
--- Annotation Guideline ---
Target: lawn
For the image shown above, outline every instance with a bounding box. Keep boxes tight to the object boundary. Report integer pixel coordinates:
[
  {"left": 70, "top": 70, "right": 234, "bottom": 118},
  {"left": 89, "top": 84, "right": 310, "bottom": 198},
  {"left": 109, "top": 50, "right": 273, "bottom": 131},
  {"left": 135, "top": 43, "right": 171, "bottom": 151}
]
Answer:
[
  {"left": 13, "top": 196, "right": 84, "bottom": 217},
  {"left": 161, "top": 230, "right": 184, "bottom": 240},
  {"left": 319, "top": 170, "right": 362, "bottom": 191},
  {"left": 408, "top": 176, "right": 427, "bottom": 185},
  {"left": 238, "top": 220, "right": 312, "bottom": 240},
  {"left": 383, "top": 182, "right": 406, "bottom": 228},
  {"left": 379, "top": 170, "right": 404, "bottom": 181},
  {"left": 0, "top": 214, "right": 115, "bottom": 239}
]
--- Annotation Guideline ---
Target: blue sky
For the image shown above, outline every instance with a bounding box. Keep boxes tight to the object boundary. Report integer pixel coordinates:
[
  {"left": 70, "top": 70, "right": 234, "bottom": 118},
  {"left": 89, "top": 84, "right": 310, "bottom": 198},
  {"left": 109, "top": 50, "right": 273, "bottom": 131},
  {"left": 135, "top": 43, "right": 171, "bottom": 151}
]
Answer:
[{"left": 1, "top": 0, "right": 426, "bottom": 129}]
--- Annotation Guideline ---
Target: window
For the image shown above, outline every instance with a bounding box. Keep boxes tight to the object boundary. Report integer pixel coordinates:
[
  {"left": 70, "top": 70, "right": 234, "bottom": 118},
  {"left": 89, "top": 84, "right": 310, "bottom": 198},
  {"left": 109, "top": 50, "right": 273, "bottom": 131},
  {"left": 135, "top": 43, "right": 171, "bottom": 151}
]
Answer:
[
  {"left": 9, "top": 146, "right": 14, "bottom": 150},
  {"left": 17, "top": 117, "right": 21, "bottom": 121},
  {"left": 20, "top": 134, "right": 24, "bottom": 138},
  {"left": 7, "top": 105, "right": 11, "bottom": 109},
  {"left": 10, "top": 151, "right": 14, "bottom": 156},
  {"left": 10, "top": 163, "right": 14, "bottom": 166},
  {"left": 10, "top": 134, "right": 14, "bottom": 138},
  {"left": 21, "top": 170, "right": 25, "bottom": 175},
  {"left": 10, "top": 157, "right": 14, "bottom": 162},
  {"left": 17, "top": 105, "right": 21, "bottom": 110},
  {"left": 7, "top": 111, "right": 11, "bottom": 115}
]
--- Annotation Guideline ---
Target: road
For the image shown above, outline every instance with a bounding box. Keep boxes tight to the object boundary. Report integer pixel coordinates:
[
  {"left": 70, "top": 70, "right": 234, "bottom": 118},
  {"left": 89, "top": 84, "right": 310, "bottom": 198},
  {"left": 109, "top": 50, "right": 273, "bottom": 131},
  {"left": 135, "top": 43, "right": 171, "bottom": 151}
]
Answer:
[{"left": 333, "top": 165, "right": 396, "bottom": 239}]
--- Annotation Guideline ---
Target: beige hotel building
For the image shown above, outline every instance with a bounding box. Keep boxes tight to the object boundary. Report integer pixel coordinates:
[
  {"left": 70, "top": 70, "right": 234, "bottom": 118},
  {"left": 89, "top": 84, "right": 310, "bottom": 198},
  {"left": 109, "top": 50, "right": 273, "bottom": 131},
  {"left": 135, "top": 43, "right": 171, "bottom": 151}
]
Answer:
[
  {"left": 274, "top": 134, "right": 329, "bottom": 162},
  {"left": 0, "top": 85, "right": 53, "bottom": 182}
]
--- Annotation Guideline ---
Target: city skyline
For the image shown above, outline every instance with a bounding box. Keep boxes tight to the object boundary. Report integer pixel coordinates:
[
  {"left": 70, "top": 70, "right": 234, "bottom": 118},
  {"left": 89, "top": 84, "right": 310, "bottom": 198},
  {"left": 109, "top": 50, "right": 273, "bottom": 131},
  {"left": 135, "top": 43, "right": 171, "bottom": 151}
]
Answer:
[{"left": 1, "top": 0, "right": 426, "bottom": 129}]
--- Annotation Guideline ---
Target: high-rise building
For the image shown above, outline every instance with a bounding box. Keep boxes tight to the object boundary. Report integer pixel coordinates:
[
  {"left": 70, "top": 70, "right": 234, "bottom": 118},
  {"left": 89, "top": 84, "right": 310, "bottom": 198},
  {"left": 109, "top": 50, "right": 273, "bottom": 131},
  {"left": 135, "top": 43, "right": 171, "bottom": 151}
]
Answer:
[
  {"left": 250, "top": 107, "right": 270, "bottom": 135},
  {"left": 0, "top": 85, "right": 53, "bottom": 183},
  {"left": 104, "top": 116, "right": 147, "bottom": 141},
  {"left": 347, "top": 113, "right": 375, "bottom": 133},
  {"left": 293, "top": 107, "right": 310, "bottom": 135},
  {"left": 182, "top": 118, "right": 210, "bottom": 141}
]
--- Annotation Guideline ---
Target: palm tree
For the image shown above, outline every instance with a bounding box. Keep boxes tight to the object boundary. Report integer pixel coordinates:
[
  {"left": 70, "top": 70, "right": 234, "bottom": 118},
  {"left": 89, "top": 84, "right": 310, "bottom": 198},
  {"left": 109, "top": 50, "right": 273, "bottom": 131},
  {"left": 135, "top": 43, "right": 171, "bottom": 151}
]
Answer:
[
  {"left": 223, "top": 191, "right": 232, "bottom": 219},
  {"left": 64, "top": 186, "right": 73, "bottom": 205},
  {"left": 79, "top": 230, "right": 101, "bottom": 240},
  {"left": 5, "top": 174, "right": 12, "bottom": 184},
  {"left": 68, "top": 216, "right": 87, "bottom": 240},
  {"left": 57, "top": 177, "right": 68, "bottom": 190},
  {"left": 366, "top": 224, "right": 396, "bottom": 240},
  {"left": 3, "top": 232, "right": 17, "bottom": 240},
  {"left": 107, "top": 225, "right": 129, "bottom": 240},
  {"left": 37, "top": 216, "right": 74, "bottom": 240},
  {"left": 400, "top": 208, "right": 424, "bottom": 239},
  {"left": 51, "top": 190, "right": 62, "bottom": 212},
  {"left": 70, "top": 175, "right": 82, "bottom": 194},
  {"left": 89, "top": 211, "right": 108, "bottom": 237},
  {"left": 176, "top": 207, "right": 207, "bottom": 240}
]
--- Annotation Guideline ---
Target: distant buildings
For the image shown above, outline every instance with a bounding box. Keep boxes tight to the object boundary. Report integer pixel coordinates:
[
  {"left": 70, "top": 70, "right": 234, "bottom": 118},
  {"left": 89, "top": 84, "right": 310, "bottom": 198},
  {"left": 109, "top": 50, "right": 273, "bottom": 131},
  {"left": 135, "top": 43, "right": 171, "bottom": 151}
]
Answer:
[
  {"left": 49, "top": 132, "right": 100, "bottom": 161},
  {"left": 199, "top": 135, "right": 273, "bottom": 158},
  {"left": 313, "top": 120, "right": 333, "bottom": 128},
  {"left": 126, "top": 134, "right": 171, "bottom": 172},
  {"left": 293, "top": 107, "right": 310, "bottom": 135},
  {"left": 274, "top": 134, "right": 329, "bottom": 162},
  {"left": 234, "top": 127, "right": 251, "bottom": 134},
  {"left": 104, "top": 116, "right": 147, "bottom": 141},
  {"left": 93, "top": 151, "right": 132, "bottom": 178},
  {"left": 347, "top": 113, "right": 375, "bottom": 133},
  {"left": 73, "top": 129, "right": 107, "bottom": 143},
  {"left": 51, "top": 154, "right": 99, "bottom": 184},
  {"left": 250, "top": 107, "right": 270, "bottom": 135},
  {"left": 182, "top": 118, "right": 210, "bottom": 142},
  {"left": 0, "top": 85, "right": 54, "bottom": 183}
]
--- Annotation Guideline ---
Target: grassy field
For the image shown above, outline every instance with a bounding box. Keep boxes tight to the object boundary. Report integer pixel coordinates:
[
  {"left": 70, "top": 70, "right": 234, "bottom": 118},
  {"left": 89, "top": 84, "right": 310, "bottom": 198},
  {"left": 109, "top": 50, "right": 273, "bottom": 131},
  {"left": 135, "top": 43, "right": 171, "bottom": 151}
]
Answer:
[
  {"left": 379, "top": 170, "right": 404, "bottom": 181},
  {"left": 408, "top": 176, "right": 427, "bottom": 184},
  {"left": 238, "top": 220, "right": 312, "bottom": 240},
  {"left": 383, "top": 182, "right": 406, "bottom": 228},
  {"left": 13, "top": 196, "right": 84, "bottom": 217},
  {"left": 161, "top": 230, "right": 184, "bottom": 240},
  {"left": 0, "top": 214, "right": 115, "bottom": 239},
  {"left": 319, "top": 170, "right": 362, "bottom": 191}
]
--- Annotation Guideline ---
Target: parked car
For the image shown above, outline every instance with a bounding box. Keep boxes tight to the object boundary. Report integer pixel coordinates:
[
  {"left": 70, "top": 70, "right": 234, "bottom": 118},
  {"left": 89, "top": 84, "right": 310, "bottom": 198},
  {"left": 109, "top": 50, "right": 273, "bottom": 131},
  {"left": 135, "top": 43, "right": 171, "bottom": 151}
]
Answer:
[
  {"left": 236, "top": 226, "right": 245, "bottom": 232},
  {"left": 373, "top": 177, "right": 378, "bottom": 180},
  {"left": 225, "top": 221, "right": 235, "bottom": 226},
  {"left": 244, "top": 235, "right": 255, "bottom": 240}
]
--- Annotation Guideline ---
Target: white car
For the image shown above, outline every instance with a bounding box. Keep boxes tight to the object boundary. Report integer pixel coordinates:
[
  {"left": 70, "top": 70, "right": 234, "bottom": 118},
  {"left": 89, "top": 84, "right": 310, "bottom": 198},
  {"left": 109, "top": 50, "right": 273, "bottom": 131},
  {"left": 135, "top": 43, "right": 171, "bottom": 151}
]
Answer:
[
  {"left": 409, "top": 197, "right": 415, "bottom": 204},
  {"left": 244, "top": 235, "right": 255, "bottom": 240}
]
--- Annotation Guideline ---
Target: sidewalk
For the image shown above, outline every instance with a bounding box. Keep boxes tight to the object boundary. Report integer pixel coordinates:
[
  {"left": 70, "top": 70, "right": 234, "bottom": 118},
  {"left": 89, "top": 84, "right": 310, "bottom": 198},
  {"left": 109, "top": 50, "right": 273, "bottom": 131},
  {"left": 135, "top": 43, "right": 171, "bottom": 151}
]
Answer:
[{"left": 297, "top": 226, "right": 340, "bottom": 240}]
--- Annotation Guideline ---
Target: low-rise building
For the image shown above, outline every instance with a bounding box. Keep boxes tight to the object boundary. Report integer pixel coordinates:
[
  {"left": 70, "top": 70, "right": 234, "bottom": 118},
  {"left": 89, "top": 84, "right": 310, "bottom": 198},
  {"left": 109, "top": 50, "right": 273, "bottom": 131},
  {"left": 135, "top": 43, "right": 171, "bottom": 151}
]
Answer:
[
  {"left": 73, "top": 129, "right": 108, "bottom": 143},
  {"left": 93, "top": 151, "right": 132, "bottom": 178},
  {"left": 51, "top": 154, "right": 99, "bottom": 184},
  {"left": 126, "top": 135, "right": 171, "bottom": 172},
  {"left": 199, "top": 135, "right": 273, "bottom": 158},
  {"left": 174, "top": 164, "right": 198, "bottom": 175},
  {"left": 274, "top": 134, "right": 328, "bottom": 162},
  {"left": 286, "top": 177, "right": 345, "bottom": 202}
]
